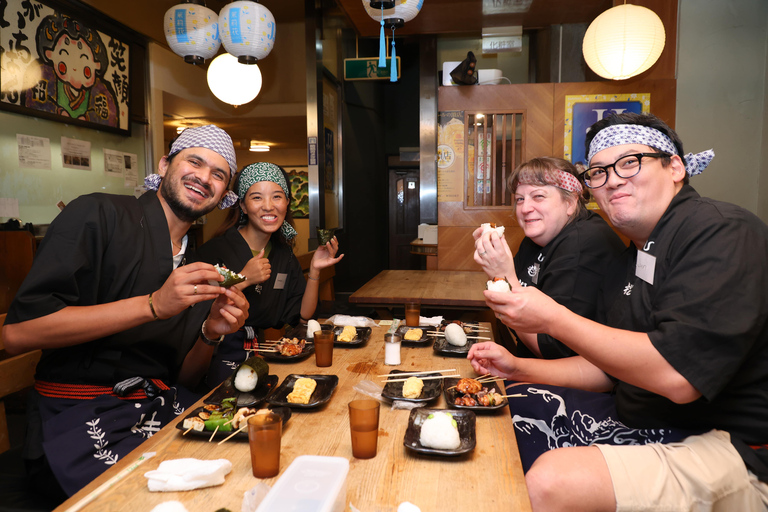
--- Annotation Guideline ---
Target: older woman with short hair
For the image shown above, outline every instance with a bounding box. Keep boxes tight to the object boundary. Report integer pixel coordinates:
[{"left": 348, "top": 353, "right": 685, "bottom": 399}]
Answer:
[{"left": 474, "top": 157, "right": 625, "bottom": 359}]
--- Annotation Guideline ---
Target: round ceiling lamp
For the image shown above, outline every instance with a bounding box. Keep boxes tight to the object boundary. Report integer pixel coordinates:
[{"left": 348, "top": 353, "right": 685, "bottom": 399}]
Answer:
[
  {"left": 582, "top": 4, "right": 665, "bottom": 80},
  {"left": 219, "top": 1, "right": 276, "bottom": 65},
  {"left": 164, "top": 1, "right": 221, "bottom": 65},
  {"left": 206, "top": 53, "right": 262, "bottom": 106},
  {"left": 363, "top": 0, "right": 423, "bottom": 82}
]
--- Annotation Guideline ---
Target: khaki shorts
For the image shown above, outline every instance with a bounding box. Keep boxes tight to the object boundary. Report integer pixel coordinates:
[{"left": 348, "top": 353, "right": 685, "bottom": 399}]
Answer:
[{"left": 597, "top": 430, "right": 768, "bottom": 512}]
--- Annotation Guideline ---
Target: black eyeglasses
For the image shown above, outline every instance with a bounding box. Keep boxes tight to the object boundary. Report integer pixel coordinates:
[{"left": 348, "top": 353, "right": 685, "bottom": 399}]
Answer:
[{"left": 580, "top": 152, "right": 670, "bottom": 189}]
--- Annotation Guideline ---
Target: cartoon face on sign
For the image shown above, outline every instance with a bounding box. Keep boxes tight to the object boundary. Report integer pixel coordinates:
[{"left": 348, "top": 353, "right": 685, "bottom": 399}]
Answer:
[{"left": 36, "top": 13, "right": 109, "bottom": 120}]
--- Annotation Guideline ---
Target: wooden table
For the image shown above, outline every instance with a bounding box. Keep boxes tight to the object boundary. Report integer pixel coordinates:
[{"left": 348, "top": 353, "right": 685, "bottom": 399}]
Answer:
[
  {"left": 349, "top": 270, "right": 489, "bottom": 309},
  {"left": 55, "top": 323, "right": 531, "bottom": 512}
]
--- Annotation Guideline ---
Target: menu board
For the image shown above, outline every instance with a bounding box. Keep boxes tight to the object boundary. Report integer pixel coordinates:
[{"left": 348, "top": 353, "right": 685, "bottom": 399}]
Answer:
[{"left": 437, "top": 111, "right": 464, "bottom": 202}]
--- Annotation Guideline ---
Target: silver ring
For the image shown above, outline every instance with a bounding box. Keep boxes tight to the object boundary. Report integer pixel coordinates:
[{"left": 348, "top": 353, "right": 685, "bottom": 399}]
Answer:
[
  {"left": 478, "top": 251, "right": 487, "bottom": 257},
  {"left": 194, "top": 285, "right": 198, "bottom": 295}
]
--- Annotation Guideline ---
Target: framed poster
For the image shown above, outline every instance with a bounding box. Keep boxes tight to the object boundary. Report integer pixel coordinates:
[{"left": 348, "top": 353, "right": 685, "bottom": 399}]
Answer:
[
  {"left": 285, "top": 166, "right": 308, "bottom": 219},
  {"left": 0, "top": 0, "right": 131, "bottom": 133},
  {"left": 564, "top": 93, "right": 650, "bottom": 165}
]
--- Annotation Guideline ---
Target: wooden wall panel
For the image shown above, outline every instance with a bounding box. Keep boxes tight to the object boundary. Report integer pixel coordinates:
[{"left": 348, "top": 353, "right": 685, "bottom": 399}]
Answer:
[{"left": 438, "top": 84, "right": 554, "bottom": 270}]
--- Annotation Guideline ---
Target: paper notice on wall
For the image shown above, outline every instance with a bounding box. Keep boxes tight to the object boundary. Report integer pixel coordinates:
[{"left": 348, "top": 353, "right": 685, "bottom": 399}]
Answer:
[
  {"left": 0, "top": 198, "right": 19, "bottom": 218},
  {"left": 103, "top": 149, "right": 138, "bottom": 187},
  {"left": 61, "top": 137, "right": 92, "bottom": 170},
  {"left": 437, "top": 111, "right": 465, "bottom": 202},
  {"left": 17, "top": 134, "right": 51, "bottom": 169}
]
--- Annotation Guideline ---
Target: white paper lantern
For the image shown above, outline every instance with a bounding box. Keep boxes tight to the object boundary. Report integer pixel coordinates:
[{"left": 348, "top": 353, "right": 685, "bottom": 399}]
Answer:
[
  {"left": 207, "top": 53, "right": 263, "bottom": 106},
  {"left": 363, "top": 0, "right": 423, "bottom": 28},
  {"left": 164, "top": 3, "right": 220, "bottom": 65},
  {"left": 219, "top": 1, "right": 276, "bottom": 64},
  {"left": 582, "top": 4, "right": 665, "bottom": 80}
]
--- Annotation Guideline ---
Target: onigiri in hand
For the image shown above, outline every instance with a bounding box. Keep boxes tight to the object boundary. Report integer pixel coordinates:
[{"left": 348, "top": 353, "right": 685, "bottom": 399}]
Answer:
[
  {"left": 209, "top": 264, "right": 246, "bottom": 287},
  {"left": 486, "top": 277, "right": 512, "bottom": 292},
  {"left": 480, "top": 222, "right": 505, "bottom": 238}
]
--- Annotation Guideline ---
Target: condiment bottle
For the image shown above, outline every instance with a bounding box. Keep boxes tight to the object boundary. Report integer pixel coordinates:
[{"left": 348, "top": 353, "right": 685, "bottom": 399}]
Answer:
[{"left": 384, "top": 333, "right": 402, "bottom": 365}]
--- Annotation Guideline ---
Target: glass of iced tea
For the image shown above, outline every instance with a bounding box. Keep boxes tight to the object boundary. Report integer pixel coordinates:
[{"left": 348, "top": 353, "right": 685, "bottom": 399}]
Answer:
[
  {"left": 348, "top": 399, "right": 380, "bottom": 459},
  {"left": 248, "top": 413, "right": 282, "bottom": 478}
]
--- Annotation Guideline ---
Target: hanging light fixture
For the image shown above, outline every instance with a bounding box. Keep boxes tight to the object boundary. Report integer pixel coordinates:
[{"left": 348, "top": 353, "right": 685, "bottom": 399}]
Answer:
[
  {"left": 206, "top": 53, "right": 263, "bottom": 106},
  {"left": 164, "top": 0, "right": 221, "bottom": 65},
  {"left": 363, "top": 0, "right": 423, "bottom": 82},
  {"left": 249, "top": 142, "right": 270, "bottom": 152},
  {"left": 582, "top": 3, "right": 665, "bottom": 80},
  {"left": 219, "top": 1, "right": 276, "bottom": 65}
]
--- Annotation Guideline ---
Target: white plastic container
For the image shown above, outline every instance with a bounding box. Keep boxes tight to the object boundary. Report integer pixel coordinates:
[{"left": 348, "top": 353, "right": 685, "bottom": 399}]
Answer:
[{"left": 255, "top": 455, "right": 349, "bottom": 512}]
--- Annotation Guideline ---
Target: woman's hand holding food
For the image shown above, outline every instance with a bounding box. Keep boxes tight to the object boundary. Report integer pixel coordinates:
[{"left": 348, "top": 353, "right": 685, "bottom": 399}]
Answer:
[
  {"left": 310, "top": 236, "right": 344, "bottom": 272},
  {"left": 204, "top": 286, "right": 249, "bottom": 337},
  {"left": 473, "top": 228, "right": 517, "bottom": 283},
  {"left": 240, "top": 249, "right": 272, "bottom": 286},
  {"left": 150, "top": 262, "right": 227, "bottom": 319},
  {"left": 467, "top": 342, "right": 517, "bottom": 379}
]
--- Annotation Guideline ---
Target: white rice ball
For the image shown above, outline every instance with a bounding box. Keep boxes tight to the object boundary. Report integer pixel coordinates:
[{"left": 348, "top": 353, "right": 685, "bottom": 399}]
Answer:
[
  {"left": 480, "top": 222, "right": 505, "bottom": 237},
  {"left": 419, "top": 412, "right": 461, "bottom": 450},
  {"left": 234, "top": 365, "right": 258, "bottom": 392},
  {"left": 306, "top": 319, "right": 322, "bottom": 339},
  {"left": 444, "top": 323, "right": 467, "bottom": 347},
  {"left": 486, "top": 277, "right": 512, "bottom": 292}
]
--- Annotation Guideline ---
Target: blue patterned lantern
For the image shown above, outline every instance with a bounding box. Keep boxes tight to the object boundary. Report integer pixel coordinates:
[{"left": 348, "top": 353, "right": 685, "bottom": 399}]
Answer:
[
  {"left": 164, "top": 1, "right": 220, "bottom": 65},
  {"left": 363, "top": 0, "right": 424, "bottom": 82},
  {"left": 219, "top": 1, "right": 276, "bottom": 65}
]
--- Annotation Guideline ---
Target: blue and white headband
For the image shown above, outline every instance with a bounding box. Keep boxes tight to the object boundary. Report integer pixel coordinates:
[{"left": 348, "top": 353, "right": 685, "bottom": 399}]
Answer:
[
  {"left": 587, "top": 124, "right": 715, "bottom": 177},
  {"left": 237, "top": 162, "right": 298, "bottom": 241},
  {"left": 171, "top": 125, "right": 237, "bottom": 175}
]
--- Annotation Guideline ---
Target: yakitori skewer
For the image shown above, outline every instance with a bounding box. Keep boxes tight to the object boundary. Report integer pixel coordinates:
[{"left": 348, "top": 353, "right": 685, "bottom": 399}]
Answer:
[
  {"left": 218, "top": 423, "right": 249, "bottom": 445},
  {"left": 208, "top": 424, "right": 220, "bottom": 442},
  {"left": 502, "top": 393, "right": 527, "bottom": 398},
  {"left": 377, "top": 369, "right": 457, "bottom": 378}
]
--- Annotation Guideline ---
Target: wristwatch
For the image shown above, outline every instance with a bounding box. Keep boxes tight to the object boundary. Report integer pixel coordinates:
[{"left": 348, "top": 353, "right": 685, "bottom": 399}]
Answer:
[{"left": 200, "top": 320, "right": 224, "bottom": 346}]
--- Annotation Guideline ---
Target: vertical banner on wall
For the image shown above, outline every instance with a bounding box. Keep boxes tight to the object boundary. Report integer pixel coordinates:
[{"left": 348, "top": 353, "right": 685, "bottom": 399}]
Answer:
[
  {"left": 437, "top": 110, "right": 464, "bottom": 202},
  {"left": 0, "top": 0, "right": 131, "bottom": 133},
  {"left": 564, "top": 94, "right": 650, "bottom": 165}
]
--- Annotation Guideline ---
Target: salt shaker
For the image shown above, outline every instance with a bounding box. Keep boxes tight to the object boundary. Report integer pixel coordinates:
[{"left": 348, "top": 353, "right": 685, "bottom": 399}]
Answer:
[{"left": 384, "top": 333, "right": 402, "bottom": 365}]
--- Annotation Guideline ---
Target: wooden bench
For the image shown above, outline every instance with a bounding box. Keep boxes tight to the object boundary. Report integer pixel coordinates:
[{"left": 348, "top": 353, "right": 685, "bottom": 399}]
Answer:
[{"left": 0, "top": 313, "right": 42, "bottom": 454}]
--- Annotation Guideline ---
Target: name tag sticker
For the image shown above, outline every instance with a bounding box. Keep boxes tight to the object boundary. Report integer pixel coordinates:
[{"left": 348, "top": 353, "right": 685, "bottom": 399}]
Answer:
[
  {"left": 274, "top": 273, "right": 288, "bottom": 290},
  {"left": 636, "top": 250, "right": 656, "bottom": 285}
]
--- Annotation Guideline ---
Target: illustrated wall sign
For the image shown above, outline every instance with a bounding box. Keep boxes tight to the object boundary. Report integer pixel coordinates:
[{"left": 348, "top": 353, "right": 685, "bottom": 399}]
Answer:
[
  {"left": 0, "top": 0, "right": 130, "bottom": 133},
  {"left": 564, "top": 93, "right": 650, "bottom": 165}
]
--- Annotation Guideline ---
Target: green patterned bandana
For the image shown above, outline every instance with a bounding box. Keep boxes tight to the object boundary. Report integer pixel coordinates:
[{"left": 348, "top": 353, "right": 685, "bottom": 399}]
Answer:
[{"left": 237, "top": 162, "right": 297, "bottom": 240}]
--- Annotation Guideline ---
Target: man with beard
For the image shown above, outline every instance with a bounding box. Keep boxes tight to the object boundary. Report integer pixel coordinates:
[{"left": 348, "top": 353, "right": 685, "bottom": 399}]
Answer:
[{"left": 2, "top": 125, "right": 249, "bottom": 501}]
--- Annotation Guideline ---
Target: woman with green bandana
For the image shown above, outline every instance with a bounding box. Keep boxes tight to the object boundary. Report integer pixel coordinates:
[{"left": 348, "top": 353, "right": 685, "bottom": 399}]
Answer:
[{"left": 196, "top": 162, "right": 343, "bottom": 388}]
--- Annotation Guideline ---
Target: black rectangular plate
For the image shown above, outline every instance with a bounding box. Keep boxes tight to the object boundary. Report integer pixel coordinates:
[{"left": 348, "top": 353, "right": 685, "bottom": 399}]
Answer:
[
  {"left": 381, "top": 369, "right": 442, "bottom": 403},
  {"left": 403, "top": 408, "right": 476, "bottom": 456},
  {"left": 396, "top": 325, "right": 433, "bottom": 347},
  {"left": 443, "top": 377, "right": 508, "bottom": 412},
  {"left": 266, "top": 374, "right": 339, "bottom": 409}
]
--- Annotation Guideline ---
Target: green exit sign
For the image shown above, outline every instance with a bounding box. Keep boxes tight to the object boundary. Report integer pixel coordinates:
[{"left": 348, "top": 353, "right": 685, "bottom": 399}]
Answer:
[{"left": 344, "top": 57, "right": 401, "bottom": 81}]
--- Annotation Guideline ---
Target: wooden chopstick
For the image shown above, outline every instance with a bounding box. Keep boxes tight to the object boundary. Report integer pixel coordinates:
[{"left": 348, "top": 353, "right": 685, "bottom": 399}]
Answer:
[
  {"left": 381, "top": 374, "right": 458, "bottom": 383},
  {"left": 377, "top": 369, "right": 457, "bottom": 377},
  {"left": 429, "top": 333, "right": 492, "bottom": 340}
]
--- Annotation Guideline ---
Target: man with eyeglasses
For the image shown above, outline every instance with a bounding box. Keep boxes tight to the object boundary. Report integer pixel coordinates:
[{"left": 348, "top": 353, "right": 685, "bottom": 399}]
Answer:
[{"left": 468, "top": 112, "right": 768, "bottom": 511}]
